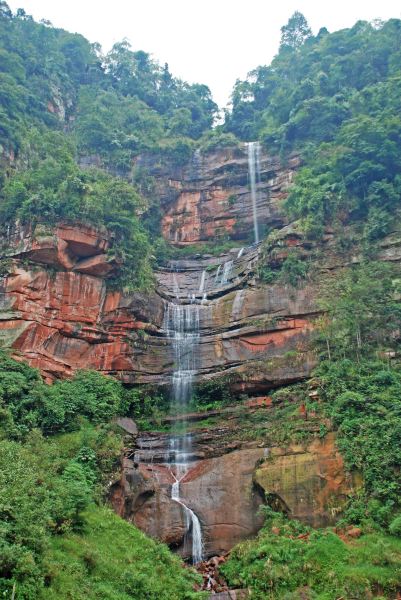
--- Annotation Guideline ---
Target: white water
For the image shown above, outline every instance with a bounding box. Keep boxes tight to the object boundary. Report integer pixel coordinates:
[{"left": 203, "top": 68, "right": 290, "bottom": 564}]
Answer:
[
  {"left": 247, "top": 141, "right": 261, "bottom": 244},
  {"left": 171, "top": 469, "right": 203, "bottom": 564},
  {"left": 220, "top": 260, "right": 233, "bottom": 285},
  {"left": 164, "top": 300, "right": 204, "bottom": 563},
  {"left": 214, "top": 264, "right": 222, "bottom": 285},
  {"left": 237, "top": 247, "right": 244, "bottom": 258},
  {"left": 198, "top": 270, "right": 207, "bottom": 294}
]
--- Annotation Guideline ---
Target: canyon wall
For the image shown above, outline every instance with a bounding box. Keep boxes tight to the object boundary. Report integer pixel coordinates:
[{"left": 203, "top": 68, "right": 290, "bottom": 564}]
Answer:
[
  {"left": 3, "top": 144, "right": 399, "bottom": 558},
  {"left": 0, "top": 146, "right": 316, "bottom": 392}
]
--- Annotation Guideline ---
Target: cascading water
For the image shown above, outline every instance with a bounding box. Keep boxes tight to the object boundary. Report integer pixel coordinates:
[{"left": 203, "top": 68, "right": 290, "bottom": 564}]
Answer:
[
  {"left": 198, "top": 270, "right": 207, "bottom": 294},
  {"left": 214, "top": 264, "right": 222, "bottom": 285},
  {"left": 164, "top": 300, "right": 204, "bottom": 564},
  {"left": 220, "top": 260, "right": 233, "bottom": 285},
  {"left": 247, "top": 141, "right": 262, "bottom": 244}
]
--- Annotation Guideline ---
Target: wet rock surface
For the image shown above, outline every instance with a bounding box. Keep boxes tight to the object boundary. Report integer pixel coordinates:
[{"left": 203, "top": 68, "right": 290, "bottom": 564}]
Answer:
[
  {"left": 110, "top": 426, "right": 267, "bottom": 558},
  {"left": 134, "top": 145, "right": 300, "bottom": 245}
]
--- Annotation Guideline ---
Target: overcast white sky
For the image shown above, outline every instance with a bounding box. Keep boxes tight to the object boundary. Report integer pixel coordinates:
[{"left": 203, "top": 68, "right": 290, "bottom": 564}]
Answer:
[{"left": 6, "top": 0, "right": 401, "bottom": 107}]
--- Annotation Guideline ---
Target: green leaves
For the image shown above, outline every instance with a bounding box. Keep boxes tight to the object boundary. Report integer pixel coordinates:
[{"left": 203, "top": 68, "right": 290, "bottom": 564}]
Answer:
[{"left": 0, "top": 353, "right": 127, "bottom": 436}]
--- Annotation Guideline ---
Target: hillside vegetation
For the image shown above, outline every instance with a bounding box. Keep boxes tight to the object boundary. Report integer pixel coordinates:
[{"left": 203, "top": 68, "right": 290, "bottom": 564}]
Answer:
[{"left": 1, "top": 3, "right": 401, "bottom": 598}]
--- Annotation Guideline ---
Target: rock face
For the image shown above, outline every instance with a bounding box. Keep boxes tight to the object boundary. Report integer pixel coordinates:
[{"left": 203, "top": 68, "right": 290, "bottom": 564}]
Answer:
[
  {"left": 135, "top": 145, "right": 300, "bottom": 245},
  {"left": 254, "top": 433, "right": 358, "bottom": 526},
  {"left": 0, "top": 147, "right": 316, "bottom": 390},
  {"left": 111, "top": 428, "right": 266, "bottom": 558},
  {"left": 0, "top": 223, "right": 164, "bottom": 381},
  {"left": 110, "top": 426, "right": 357, "bottom": 559}
]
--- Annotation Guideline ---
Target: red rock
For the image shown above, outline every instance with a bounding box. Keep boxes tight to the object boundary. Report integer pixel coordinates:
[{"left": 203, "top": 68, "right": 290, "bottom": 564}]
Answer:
[
  {"left": 73, "top": 254, "right": 113, "bottom": 277},
  {"left": 347, "top": 527, "right": 362, "bottom": 539}
]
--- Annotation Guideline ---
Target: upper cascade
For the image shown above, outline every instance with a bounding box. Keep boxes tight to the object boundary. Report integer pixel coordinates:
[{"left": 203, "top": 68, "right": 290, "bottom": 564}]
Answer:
[{"left": 247, "top": 141, "right": 262, "bottom": 244}]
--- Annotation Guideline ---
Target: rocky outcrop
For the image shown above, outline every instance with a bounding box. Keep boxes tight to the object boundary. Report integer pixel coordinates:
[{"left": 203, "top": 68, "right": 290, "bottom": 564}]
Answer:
[
  {"left": 0, "top": 219, "right": 318, "bottom": 390},
  {"left": 111, "top": 427, "right": 267, "bottom": 558},
  {"left": 110, "top": 425, "right": 357, "bottom": 558},
  {"left": 0, "top": 223, "right": 164, "bottom": 381},
  {"left": 135, "top": 146, "right": 300, "bottom": 245},
  {"left": 254, "top": 433, "right": 359, "bottom": 526}
]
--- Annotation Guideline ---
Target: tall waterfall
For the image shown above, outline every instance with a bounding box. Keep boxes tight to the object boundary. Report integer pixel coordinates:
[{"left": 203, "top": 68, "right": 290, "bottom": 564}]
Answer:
[
  {"left": 164, "top": 301, "right": 204, "bottom": 564},
  {"left": 247, "top": 141, "right": 261, "bottom": 244}
]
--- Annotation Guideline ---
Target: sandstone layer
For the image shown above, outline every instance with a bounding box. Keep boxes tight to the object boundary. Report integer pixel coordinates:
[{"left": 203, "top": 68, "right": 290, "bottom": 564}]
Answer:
[
  {"left": 111, "top": 426, "right": 356, "bottom": 559},
  {"left": 135, "top": 145, "right": 300, "bottom": 245}
]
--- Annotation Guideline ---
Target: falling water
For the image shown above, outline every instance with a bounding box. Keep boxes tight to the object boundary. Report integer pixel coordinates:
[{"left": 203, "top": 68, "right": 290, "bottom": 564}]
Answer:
[
  {"left": 214, "top": 264, "right": 222, "bottom": 285},
  {"left": 198, "top": 270, "right": 207, "bottom": 294},
  {"left": 247, "top": 141, "right": 261, "bottom": 244},
  {"left": 164, "top": 300, "right": 204, "bottom": 563},
  {"left": 220, "top": 260, "right": 233, "bottom": 285},
  {"left": 237, "top": 247, "right": 244, "bottom": 259},
  {"left": 171, "top": 470, "right": 203, "bottom": 564}
]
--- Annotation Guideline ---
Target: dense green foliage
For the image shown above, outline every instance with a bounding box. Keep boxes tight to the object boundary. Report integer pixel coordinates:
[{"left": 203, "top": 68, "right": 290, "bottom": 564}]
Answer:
[
  {"left": 0, "top": 352, "right": 126, "bottom": 436},
  {"left": 225, "top": 15, "right": 401, "bottom": 239},
  {"left": 0, "top": 353, "right": 202, "bottom": 598},
  {"left": 0, "top": 2, "right": 219, "bottom": 289},
  {"left": 317, "top": 359, "right": 401, "bottom": 520},
  {"left": 0, "top": 130, "right": 153, "bottom": 289},
  {"left": 0, "top": 4, "right": 216, "bottom": 160},
  {"left": 42, "top": 505, "right": 202, "bottom": 600},
  {"left": 221, "top": 508, "right": 401, "bottom": 599}
]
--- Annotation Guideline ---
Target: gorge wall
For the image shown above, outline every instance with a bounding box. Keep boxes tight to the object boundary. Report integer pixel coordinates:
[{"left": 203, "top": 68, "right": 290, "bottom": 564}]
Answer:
[
  {"left": 2, "top": 144, "right": 400, "bottom": 559},
  {"left": 0, "top": 145, "right": 316, "bottom": 392}
]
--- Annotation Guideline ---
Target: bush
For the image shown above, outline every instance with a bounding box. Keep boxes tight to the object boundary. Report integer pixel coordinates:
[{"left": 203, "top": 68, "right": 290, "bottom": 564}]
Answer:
[{"left": 389, "top": 516, "right": 401, "bottom": 537}]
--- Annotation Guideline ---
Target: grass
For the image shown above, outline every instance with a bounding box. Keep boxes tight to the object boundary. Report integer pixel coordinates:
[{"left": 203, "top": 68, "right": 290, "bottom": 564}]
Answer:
[
  {"left": 221, "top": 511, "right": 401, "bottom": 599},
  {"left": 41, "top": 504, "right": 204, "bottom": 600}
]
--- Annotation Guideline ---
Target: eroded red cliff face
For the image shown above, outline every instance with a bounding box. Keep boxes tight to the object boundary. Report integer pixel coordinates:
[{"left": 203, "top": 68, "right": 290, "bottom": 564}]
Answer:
[
  {"left": 0, "top": 147, "right": 313, "bottom": 389},
  {"left": 0, "top": 146, "right": 382, "bottom": 559},
  {"left": 110, "top": 420, "right": 357, "bottom": 559},
  {"left": 0, "top": 224, "right": 319, "bottom": 390},
  {"left": 136, "top": 146, "right": 300, "bottom": 245},
  {"left": 0, "top": 223, "right": 164, "bottom": 381}
]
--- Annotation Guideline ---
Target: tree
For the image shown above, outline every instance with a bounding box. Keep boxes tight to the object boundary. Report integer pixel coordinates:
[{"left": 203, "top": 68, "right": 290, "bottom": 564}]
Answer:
[{"left": 280, "top": 11, "right": 312, "bottom": 51}]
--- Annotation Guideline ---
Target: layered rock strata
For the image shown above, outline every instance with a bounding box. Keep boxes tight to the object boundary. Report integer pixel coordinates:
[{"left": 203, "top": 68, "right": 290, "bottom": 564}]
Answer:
[
  {"left": 0, "top": 233, "right": 317, "bottom": 390},
  {"left": 111, "top": 424, "right": 355, "bottom": 558},
  {"left": 135, "top": 146, "right": 300, "bottom": 245}
]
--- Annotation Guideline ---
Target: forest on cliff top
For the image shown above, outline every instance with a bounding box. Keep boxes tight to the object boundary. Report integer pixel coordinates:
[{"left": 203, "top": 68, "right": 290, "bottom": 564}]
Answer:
[{"left": 1, "top": 3, "right": 401, "bottom": 598}]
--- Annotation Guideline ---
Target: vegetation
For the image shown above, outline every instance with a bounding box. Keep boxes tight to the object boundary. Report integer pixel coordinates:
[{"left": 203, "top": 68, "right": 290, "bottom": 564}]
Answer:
[
  {"left": 221, "top": 508, "right": 401, "bottom": 599},
  {"left": 0, "top": 352, "right": 202, "bottom": 598},
  {"left": 0, "top": 5, "right": 216, "bottom": 162},
  {"left": 224, "top": 14, "right": 401, "bottom": 240},
  {"left": 41, "top": 505, "right": 202, "bottom": 600},
  {"left": 0, "top": 2, "right": 219, "bottom": 288}
]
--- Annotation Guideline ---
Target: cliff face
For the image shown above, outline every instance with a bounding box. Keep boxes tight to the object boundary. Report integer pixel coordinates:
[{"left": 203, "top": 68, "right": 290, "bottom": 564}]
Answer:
[
  {"left": 0, "top": 222, "right": 164, "bottom": 381},
  {"left": 0, "top": 145, "right": 376, "bottom": 558},
  {"left": 0, "top": 146, "right": 314, "bottom": 392},
  {"left": 110, "top": 417, "right": 357, "bottom": 559},
  {"left": 135, "top": 146, "right": 300, "bottom": 245}
]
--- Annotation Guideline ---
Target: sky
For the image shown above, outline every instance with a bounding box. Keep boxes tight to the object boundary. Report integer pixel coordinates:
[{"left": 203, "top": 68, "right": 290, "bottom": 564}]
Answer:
[{"left": 6, "top": 0, "right": 401, "bottom": 108}]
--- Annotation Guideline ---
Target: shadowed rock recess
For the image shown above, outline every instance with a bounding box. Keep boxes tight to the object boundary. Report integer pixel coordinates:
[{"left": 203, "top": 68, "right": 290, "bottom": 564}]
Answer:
[{"left": 0, "top": 145, "right": 375, "bottom": 558}]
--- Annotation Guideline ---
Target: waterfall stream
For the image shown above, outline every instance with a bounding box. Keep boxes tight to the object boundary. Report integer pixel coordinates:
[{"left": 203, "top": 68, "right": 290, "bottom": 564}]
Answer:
[
  {"left": 164, "top": 300, "right": 204, "bottom": 563},
  {"left": 247, "top": 141, "right": 261, "bottom": 244}
]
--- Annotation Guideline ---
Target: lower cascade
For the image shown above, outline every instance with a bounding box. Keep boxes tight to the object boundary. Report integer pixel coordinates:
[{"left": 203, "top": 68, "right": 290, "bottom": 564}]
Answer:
[{"left": 164, "top": 299, "right": 204, "bottom": 563}]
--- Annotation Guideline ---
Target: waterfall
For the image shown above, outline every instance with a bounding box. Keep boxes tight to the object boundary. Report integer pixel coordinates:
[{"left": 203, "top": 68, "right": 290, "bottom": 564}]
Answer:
[
  {"left": 171, "top": 471, "right": 203, "bottom": 564},
  {"left": 198, "top": 270, "right": 207, "bottom": 294},
  {"left": 220, "top": 260, "right": 233, "bottom": 285},
  {"left": 164, "top": 300, "right": 204, "bottom": 563},
  {"left": 247, "top": 141, "right": 261, "bottom": 244},
  {"left": 214, "top": 264, "right": 222, "bottom": 285}
]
